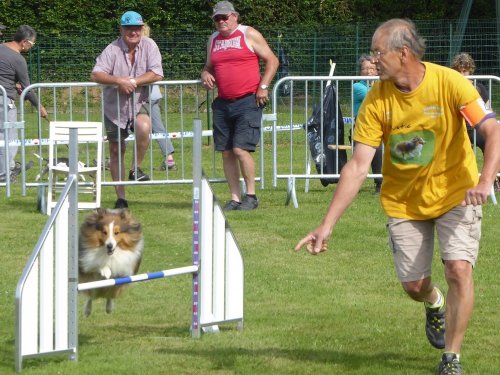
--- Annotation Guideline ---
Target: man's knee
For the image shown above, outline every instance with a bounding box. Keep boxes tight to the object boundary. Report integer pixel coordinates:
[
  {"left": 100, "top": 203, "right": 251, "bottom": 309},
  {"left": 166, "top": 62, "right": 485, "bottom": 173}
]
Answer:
[
  {"left": 135, "top": 114, "right": 151, "bottom": 132},
  {"left": 109, "top": 142, "right": 126, "bottom": 157},
  {"left": 232, "top": 147, "right": 251, "bottom": 159},
  {"left": 135, "top": 122, "right": 152, "bottom": 147},
  {"left": 222, "top": 150, "right": 235, "bottom": 159},
  {"left": 402, "top": 278, "right": 432, "bottom": 299},
  {"left": 444, "top": 260, "right": 472, "bottom": 284}
]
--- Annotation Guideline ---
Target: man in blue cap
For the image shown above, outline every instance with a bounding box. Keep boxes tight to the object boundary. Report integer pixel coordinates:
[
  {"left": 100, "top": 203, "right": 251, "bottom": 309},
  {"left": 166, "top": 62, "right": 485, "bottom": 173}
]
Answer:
[{"left": 91, "top": 11, "right": 163, "bottom": 208}]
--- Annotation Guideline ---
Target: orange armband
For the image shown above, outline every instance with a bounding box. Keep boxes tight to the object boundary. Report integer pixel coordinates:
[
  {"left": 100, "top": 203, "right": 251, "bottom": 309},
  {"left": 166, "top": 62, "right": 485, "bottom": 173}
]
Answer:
[{"left": 460, "top": 98, "right": 493, "bottom": 128}]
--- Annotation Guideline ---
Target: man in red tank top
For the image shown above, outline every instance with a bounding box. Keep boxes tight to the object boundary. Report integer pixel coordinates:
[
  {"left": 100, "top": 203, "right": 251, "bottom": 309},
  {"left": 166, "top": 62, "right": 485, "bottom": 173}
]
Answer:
[{"left": 201, "top": 1, "right": 279, "bottom": 210}]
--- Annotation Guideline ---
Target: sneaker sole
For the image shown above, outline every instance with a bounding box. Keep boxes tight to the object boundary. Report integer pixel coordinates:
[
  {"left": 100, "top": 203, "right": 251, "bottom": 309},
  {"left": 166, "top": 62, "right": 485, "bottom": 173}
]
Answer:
[
  {"left": 239, "top": 204, "right": 258, "bottom": 210},
  {"left": 129, "top": 176, "right": 150, "bottom": 181}
]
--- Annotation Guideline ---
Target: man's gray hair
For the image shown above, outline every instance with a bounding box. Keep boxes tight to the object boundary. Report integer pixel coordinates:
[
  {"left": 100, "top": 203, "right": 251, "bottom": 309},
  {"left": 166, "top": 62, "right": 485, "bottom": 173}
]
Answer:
[
  {"left": 14, "top": 25, "right": 36, "bottom": 43},
  {"left": 378, "top": 19, "right": 426, "bottom": 59}
]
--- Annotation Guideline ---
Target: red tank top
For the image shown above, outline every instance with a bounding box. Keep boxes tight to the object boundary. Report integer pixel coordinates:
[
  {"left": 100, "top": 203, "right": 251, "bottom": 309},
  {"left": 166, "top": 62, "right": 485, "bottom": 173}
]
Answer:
[{"left": 210, "top": 25, "right": 261, "bottom": 99}]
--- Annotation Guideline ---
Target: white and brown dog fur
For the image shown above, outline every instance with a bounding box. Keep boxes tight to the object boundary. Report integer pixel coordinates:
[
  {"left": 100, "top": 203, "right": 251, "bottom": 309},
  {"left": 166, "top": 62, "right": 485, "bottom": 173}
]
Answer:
[{"left": 79, "top": 208, "right": 144, "bottom": 317}]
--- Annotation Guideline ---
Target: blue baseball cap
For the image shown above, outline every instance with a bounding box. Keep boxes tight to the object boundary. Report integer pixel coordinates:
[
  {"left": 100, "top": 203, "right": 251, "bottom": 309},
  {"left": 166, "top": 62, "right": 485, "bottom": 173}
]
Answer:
[{"left": 120, "top": 11, "right": 144, "bottom": 26}]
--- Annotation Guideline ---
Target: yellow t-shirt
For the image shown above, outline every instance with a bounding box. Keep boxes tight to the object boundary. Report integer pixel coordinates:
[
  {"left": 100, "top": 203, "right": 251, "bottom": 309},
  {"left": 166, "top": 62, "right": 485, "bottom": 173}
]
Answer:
[{"left": 354, "top": 62, "right": 480, "bottom": 219}]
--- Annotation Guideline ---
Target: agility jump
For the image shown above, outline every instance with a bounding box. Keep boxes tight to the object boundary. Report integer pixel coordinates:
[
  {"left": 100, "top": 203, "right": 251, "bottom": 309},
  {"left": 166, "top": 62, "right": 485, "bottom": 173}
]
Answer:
[{"left": 14, "top": 120, "right": 244, "bottom": 372}]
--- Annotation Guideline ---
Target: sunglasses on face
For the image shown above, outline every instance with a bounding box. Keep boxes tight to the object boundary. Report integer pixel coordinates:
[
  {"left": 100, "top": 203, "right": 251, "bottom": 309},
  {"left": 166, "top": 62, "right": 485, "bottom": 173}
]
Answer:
[{"left": 213, "top": 14, "right": 230, "bottom": 22}]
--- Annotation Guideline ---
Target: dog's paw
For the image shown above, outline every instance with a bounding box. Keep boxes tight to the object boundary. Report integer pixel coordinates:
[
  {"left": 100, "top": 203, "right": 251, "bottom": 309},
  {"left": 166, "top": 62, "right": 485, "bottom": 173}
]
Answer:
[
  {"left": 106, "top": 299, "right": 114, "bottom": 314},
  {"left": 100, "top": 266, "right": 112, "bottom": 279},
  {"left": 84, "top": 299, "right": 92, "bottom": 317}
]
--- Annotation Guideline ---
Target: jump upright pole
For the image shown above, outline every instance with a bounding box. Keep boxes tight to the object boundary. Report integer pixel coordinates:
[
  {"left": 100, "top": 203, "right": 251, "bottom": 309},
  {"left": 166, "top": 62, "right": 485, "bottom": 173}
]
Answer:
[{"left": 191, "top": 118, "right": 203, "bottom": 338}]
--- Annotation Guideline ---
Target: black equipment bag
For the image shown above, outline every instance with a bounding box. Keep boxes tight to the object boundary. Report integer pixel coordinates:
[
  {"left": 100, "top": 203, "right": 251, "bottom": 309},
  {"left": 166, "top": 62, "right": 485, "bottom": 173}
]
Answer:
[{"left": 305, "top": 83, "right": 347, "bottom": 186}]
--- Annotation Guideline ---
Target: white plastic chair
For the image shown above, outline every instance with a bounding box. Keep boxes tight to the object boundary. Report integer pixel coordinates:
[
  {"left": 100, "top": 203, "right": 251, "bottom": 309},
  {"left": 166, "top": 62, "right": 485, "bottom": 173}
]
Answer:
[{"left": 47, "top": 121, "right": 103, "bottom": 215}]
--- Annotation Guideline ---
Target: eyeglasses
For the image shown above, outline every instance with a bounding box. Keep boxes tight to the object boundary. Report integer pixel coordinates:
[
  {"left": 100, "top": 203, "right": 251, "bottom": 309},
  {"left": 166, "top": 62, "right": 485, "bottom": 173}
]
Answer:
[
  {"left": 369, "top": 50, "right": 387, "bottom": 59},
  {"left": 123, "top": 26, "right": 143, "bottom": 33},
  {"left": 25, "top": 40, "right": 35, "bottom": 47},
  {"left": 213, "top": 14, "right": 230, "bottom": 22}
]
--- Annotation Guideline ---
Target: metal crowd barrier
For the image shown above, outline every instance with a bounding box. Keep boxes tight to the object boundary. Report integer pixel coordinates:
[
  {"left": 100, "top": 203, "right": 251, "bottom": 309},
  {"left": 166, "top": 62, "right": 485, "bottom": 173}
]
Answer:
[
  {"left": 16, "top": 81, "right": 215, "bottom": 197},
  {"left": 2, "top": 80, "right": 280, "bottom": 203},
  {"left": 2, "top": 76, "right": 499, "bottom": 206},
  {"left": 0, "top": 85, "right": 21, "bottom": 197},
  {"left": 269, "top": 75, "right": 500, "bottom": 207}
]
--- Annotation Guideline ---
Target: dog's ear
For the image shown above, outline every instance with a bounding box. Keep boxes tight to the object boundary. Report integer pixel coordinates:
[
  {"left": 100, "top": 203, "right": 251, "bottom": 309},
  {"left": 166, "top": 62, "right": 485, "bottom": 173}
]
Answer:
[
  {"left": 120, "top": 208, "right": 131, "bottom": 219},
  {"left": 131, "top": 222, "right": 142, "bottom": 233},
  {"left": 125, "top": 221, "right": 142, "bottom": 233},
  {"left": 96, "top": 208, "right": 107, "bottom": 217},
  {"left": 81, "top": 212, "right": 97, "bottom": 229}
]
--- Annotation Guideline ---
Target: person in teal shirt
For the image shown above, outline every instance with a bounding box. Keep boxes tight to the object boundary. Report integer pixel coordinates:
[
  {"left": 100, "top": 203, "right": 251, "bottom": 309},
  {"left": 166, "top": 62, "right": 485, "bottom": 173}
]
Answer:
[
  {"left": 353, "top": 55, "right": 376, "bottom": 116},
  {"left": 352, "top": 54, "right": 382, "bottom": 193}
]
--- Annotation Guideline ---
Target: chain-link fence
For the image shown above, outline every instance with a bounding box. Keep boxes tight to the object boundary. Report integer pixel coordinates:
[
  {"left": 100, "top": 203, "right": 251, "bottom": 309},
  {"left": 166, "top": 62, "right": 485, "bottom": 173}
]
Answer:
[{"left": 23, "top": 18, "right": 499, "bottom": 85}]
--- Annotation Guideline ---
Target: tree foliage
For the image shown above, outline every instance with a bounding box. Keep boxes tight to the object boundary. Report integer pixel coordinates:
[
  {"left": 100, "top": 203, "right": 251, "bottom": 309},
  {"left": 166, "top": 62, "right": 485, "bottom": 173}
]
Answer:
[
  {"left": 350, "top": 0, "right": 493, "bottom": 21},
  {"left": 0, "top": 0, "right": 496, "bottom": 34}
]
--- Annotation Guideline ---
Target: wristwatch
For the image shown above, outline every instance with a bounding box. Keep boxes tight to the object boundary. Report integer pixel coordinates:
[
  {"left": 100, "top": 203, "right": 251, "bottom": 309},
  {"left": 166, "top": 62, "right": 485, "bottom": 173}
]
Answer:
[
  {"left": 130, "top": 78, "right": 137, "bottom": 86},
  {"left": 260, "top": 84, "right": 269, "bottom": 90}
]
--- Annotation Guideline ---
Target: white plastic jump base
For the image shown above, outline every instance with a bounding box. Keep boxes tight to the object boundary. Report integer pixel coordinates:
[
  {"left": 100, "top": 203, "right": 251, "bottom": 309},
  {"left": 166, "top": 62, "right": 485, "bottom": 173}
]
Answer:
[
  {"left": 14, "top": 120, "right": 244, "bottom": 372},
  {"left": 198, "top": 177, "right": 244, "bottom": 332}
]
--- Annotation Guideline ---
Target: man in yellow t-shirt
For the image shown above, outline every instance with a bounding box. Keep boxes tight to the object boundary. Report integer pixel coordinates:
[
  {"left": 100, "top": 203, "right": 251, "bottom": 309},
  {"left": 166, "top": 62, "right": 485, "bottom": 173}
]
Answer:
[
  {"left": 356, "top": 61, "right": 481, "bottom": 219},
  {"left": 295, "top": 19, "right": 500, "bottom": 375}
]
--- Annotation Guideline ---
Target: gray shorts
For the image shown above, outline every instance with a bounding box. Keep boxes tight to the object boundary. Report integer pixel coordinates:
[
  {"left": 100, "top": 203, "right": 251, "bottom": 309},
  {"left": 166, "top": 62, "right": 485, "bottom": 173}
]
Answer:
[
  {"left": 211, "top": 94, "right": 262, "bottom": 152},
  {"left": 387, "top": 205, "right": 482, "bottom": 282},
  {"left": 104, "top": 104, "right": 149, "bottom": 142}
]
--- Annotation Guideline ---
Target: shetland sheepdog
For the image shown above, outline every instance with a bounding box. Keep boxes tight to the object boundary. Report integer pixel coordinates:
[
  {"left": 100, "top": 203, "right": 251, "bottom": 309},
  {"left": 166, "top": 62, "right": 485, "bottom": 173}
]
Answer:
[
  {"left": 79, "top": 208, "right": 144, "bottom": 317},
  {"left": 393, "top": 136, "right": 425, "bottom": 160}
]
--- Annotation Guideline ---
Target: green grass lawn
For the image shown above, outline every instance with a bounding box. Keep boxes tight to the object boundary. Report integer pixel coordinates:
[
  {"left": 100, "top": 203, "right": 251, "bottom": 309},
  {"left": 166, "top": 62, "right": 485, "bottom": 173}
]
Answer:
[
  {"left": 1, "top": 172, "right": 499, "bottom": 374},
  {"left": 2, "top": 111, "right": 499, "bottom": 374}
]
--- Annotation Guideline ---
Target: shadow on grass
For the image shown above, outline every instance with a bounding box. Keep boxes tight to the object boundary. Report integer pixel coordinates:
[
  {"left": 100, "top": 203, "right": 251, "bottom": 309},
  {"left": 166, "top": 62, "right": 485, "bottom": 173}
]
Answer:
[
  {"left": 79, "top": 322, "right": 191, "bottom": 341},
  {"left": 0, "top": 336, "right": 77, "bottom": 373},
  {"left": 2, "top": 195, "right": 41, "bottom": 214},
  {"left": 5, "top": 325, "right": 192, "bottom": 373},
  {"left": 1, "top": 333, "right": 437, "bottom": 374},
  {"left": 157, "top": 346, "right": 435, "bottom": 373}
]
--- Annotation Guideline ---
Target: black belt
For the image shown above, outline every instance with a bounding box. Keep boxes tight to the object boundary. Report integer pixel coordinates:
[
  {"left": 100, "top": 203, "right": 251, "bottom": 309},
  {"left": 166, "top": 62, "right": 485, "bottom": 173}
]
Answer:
[{"left": 222, "top": 92, "right": 254, "bottom": 103}]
